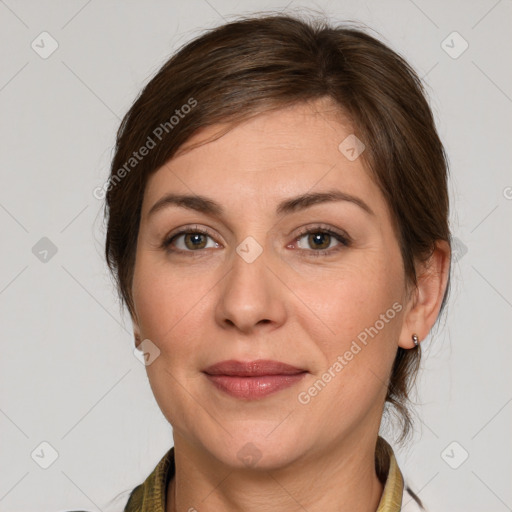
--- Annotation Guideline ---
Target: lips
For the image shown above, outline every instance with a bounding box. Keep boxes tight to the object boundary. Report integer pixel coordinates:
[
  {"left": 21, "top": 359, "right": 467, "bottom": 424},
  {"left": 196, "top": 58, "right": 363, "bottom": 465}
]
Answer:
[
  {"left": 203, "top": 359, "right": 307, "bottom": 400},
  {"left": 203, "top": 359, "right": 306, "bottom": 376}
]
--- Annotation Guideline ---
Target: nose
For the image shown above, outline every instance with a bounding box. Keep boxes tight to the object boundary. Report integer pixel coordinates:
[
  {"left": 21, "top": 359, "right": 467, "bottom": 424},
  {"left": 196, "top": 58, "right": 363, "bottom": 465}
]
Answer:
[{"left": 214, "top": 243, "right": 287, "bottom": 335}]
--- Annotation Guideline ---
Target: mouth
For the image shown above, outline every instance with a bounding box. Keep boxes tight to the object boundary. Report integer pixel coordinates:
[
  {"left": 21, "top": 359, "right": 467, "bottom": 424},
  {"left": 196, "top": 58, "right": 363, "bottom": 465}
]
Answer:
[{"left": 202, "top": 359, "right": 308, "bottom": 400}]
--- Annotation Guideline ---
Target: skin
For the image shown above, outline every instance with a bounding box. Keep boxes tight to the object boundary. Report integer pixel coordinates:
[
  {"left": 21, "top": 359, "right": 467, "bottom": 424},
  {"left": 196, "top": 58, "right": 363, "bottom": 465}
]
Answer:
[{"left": 131, "top": 97, "right": 451, "bottom": 512}]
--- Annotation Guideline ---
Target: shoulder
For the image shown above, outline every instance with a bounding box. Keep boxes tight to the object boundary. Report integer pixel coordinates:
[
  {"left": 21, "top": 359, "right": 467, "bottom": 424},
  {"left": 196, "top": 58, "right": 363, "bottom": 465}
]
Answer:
[
  {"left": 123, "top": 447, "right": 175, "bottom": 511},
  {"left": 123, "top": 482, "right": 144, "bottom": 511}
]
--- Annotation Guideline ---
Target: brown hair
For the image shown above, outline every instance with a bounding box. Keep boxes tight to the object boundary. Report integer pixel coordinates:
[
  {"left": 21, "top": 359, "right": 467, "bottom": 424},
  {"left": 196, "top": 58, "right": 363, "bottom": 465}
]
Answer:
[{"left": 104, "top": 11, "right": 450, "bottom": 466}]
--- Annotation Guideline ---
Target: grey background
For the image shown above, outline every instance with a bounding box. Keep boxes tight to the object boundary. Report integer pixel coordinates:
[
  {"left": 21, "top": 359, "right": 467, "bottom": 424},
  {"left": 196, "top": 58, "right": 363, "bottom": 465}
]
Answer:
[{"left": 1, "top": 0, "right": 511, "bottom": 511}]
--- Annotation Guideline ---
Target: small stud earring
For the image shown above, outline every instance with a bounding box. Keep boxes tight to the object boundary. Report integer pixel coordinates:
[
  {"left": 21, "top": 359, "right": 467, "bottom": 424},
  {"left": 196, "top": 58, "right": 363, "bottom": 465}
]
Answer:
[{"left": 412, "top": 333, "right": 419, "bottom": 347}]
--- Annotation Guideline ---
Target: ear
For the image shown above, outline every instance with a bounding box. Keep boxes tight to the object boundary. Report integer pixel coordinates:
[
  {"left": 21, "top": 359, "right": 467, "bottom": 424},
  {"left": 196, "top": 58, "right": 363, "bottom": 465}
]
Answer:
[
  {"left": 131, "top": 308, "right": 142, "bottom": 350},
  {"left": 133, "top": 328, "right": 142, "bottom": 350},
  {"left": 398, "top": 240, "right": 451, "bottom": 349}
]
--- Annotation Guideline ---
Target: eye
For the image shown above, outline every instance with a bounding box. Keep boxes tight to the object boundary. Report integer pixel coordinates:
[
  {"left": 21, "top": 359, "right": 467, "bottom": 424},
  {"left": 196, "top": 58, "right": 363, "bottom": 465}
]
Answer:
[
  {"left": 292, "top": 225, "right": 351, "bottom": 256},
  {"left": 161, "top": 225, "right": 220, "bottom": 253},
  {"left": 160, "top": 224, "right": 351, "bottom": 257}
]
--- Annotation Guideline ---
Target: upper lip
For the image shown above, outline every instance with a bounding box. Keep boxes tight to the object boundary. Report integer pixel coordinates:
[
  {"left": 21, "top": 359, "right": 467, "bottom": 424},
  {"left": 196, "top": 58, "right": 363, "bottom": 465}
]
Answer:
[{"left": 203, "top": 359, "right": 306, "bottom": 377}]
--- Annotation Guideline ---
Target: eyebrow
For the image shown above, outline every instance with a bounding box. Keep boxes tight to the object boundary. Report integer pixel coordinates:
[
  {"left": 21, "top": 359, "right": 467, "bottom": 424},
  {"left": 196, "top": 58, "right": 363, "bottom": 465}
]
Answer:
[{"left": 147, "top": 189, "right": 375, "bottom": 219}]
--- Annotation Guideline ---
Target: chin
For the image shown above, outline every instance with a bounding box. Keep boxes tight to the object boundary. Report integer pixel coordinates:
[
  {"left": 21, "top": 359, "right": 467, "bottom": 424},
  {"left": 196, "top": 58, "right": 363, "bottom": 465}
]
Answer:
[{"left": 202, "top": 428, "right": 306, "bottom": 471}]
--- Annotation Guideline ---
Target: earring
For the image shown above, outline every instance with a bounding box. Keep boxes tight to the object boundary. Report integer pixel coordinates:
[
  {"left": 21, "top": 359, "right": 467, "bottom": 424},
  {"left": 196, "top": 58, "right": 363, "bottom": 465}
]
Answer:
[{"left": 412, "top": 333, "right": 419, "bottom": 347}]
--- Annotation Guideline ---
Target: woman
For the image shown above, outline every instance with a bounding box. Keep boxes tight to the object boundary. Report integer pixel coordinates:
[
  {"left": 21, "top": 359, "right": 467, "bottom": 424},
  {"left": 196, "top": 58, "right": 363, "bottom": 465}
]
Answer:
[{"left": 103, "top": 12, "right": 451, "bottom": 512}]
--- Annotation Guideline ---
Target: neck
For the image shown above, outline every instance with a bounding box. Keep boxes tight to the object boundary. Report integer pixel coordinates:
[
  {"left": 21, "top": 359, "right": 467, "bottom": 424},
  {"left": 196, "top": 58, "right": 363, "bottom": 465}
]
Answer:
[{"left": 166, "top": 429, "right": 386, "bottom": 512}]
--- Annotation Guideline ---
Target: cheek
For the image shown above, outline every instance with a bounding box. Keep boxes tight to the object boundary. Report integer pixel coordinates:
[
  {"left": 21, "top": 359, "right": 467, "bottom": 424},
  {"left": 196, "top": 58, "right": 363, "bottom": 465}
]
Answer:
[
  {"left": 296, "top": 254, "right": 404, "bottom": 398},
  {"left": 299, "top": 255, "right": 401, "bottom": 342},
  {"left": 131, "top": 254, "right": 220, "bottom": 410},
  {"left": 294, "top": 273, "right": 402, "bottom": 431},
  {"left": 132, "top": 253, "right": 207, "bottom": 342},
  {"left": 132, "top": 258, "right": 210, "bottom": 429}
]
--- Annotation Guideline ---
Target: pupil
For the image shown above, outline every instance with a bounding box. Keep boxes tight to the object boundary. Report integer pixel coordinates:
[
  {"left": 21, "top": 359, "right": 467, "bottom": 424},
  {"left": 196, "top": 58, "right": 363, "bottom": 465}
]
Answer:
[
  {"left": 186, "top": 233, "right": 206, "bottom": 250},
  {"left": 309, "top": 233, "right": 329, "bottom": 250}
]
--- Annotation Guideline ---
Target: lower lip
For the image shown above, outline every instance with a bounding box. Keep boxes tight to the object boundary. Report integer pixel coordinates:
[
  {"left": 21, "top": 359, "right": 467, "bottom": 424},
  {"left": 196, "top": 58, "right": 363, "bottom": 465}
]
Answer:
[{"left": 205, "top": 373, "right": 307, "bottom": 400}]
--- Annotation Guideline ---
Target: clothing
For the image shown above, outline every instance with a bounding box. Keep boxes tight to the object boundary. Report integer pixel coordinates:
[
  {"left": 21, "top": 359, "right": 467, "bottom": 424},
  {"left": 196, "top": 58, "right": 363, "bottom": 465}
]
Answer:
[{"left": 124, "top": 436, "right": 424, "bottom": 511}]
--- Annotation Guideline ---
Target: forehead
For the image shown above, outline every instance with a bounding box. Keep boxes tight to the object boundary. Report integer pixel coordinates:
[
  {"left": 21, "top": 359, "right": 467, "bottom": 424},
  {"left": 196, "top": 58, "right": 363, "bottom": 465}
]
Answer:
[{"left": 141, "top": 99, "right": 383, "bottom": 216}]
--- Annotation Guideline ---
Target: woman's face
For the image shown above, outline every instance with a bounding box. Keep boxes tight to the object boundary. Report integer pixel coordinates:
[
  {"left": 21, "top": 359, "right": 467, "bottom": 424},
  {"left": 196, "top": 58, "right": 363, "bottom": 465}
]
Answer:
[{"left": 132, "top": 98, "right": 412, "bottom": 468}]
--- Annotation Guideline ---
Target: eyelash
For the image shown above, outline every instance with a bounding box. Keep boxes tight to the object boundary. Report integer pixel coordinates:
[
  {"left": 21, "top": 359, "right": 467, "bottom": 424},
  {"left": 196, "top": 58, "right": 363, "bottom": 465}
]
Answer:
[
  {"left": 161, "top": 224, "right": 351, "bottom": 257},
  {"left": 294, "top": 225, "right": 351, "bottom": 257}
]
